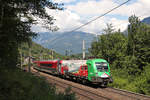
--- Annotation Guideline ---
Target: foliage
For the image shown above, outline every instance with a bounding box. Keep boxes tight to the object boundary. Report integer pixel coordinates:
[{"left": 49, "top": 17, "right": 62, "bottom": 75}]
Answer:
[
  {"left": 89, "top": 41, "right": 100, "bottom": 57},
  {"left": 0, "top": 1, "right": 69, "bottom": 99},
  {"left": 19, "top": 41, "right": 65, "bottom": 61},
  {"left": 0, "top": 67, "right": 77, "bottom": 100},
  {"left": 0, "top": 0, "right": 63, "bottom": 67},
  {"left": 103, "top": 23, "right": 115, "bottom": 34},
  {"left": 89, "top": 16, "right": 150, "bottom": 95},
  {"left": 127, "top": 15, "right": 141, "bottom": 56},
  {"left": 89, "top": 30, "right": 127, "bottom": 65}
]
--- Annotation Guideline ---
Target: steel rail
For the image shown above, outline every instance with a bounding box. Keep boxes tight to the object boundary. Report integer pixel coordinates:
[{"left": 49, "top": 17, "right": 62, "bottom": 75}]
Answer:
[{"left": 105, "top": 87, "right": 150, "bottom": 100}]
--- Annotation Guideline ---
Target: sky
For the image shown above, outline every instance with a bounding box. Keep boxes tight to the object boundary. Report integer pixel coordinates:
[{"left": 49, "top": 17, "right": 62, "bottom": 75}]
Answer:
[{"left": 32, "top": 0, "right": 150, "bottom": 34}]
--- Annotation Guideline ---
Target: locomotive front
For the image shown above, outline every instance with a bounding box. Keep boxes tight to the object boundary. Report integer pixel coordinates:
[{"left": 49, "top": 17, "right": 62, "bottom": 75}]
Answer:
[{"left": 87, "top": 59, "right": 113, "bottom": 86}]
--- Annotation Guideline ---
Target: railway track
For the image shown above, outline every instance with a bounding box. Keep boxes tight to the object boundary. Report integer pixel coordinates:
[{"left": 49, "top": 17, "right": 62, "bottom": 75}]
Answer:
[
  {"left": 102, "top": 87, "right": 150, "bottom": 100},
  {"left": 31, "top": 68, "right": 150, "bottom": 100},
  {"left": 32, "top": 67, "right": 110, "bottom": 100},
  {"left": 47, "top": 76, "right": 110, "bottom": 100}
]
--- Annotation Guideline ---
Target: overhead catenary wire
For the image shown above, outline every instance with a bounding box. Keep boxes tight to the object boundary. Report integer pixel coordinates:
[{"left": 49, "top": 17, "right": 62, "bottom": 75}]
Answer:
[
  {"left": 106, "top": 12, "right": 150, "bottom": 32},
  {"left": 69, "top": 0, "right": 131, "bottom": 33},
  {"left": 49, "top": 0, "right": 132, "bottom": 54},
  {"left": 51, "top": 0, "right": 131, "bottom": 43}
]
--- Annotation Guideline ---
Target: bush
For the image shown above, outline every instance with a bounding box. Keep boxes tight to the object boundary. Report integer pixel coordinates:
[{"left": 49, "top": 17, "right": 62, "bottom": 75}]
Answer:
[
  {"left": 134, "top": 64, "right": 150, "bottom": 95},
  {"left": 109, "top": 64, "right": 150, "bottom": 96},
  {"left": 0, "top": 68, "right": 77, "bottom": 100}
]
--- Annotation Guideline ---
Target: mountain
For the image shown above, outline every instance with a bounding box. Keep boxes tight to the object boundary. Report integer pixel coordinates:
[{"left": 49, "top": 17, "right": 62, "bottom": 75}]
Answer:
[
  {"left": 33, "top": 31, "right": 95, "bottom": 55},
  {"left": 142, "top": 17, "right": 150, "bottom": 25}
]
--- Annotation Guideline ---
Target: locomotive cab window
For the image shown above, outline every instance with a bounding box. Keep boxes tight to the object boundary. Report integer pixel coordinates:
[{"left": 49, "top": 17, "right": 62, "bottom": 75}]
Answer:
[{"left": 95, "top": 62, "right": 108, "bottom": 72}]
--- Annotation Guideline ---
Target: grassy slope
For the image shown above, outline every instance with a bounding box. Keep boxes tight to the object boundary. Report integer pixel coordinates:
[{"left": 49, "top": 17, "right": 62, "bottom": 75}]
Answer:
[{"left": 0, "top": 67, "right": 76, "bottom": 100}]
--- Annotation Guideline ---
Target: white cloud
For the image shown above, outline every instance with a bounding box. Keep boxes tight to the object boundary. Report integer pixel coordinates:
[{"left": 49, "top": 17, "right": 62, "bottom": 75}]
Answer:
[
  {"left": 32, "top": 0, "right": 150, "bottom": 34},
  {"left": 112, "top": 0, "right": 150, "bottom": 19},
  {"left": 110, "top": 18, "right": 129, "bottom": 32},
  {"left": 45, "top": 8, "right": 82, "bottom": 32},
  {"left": 67, "top": 0, "right": 150, "bottom": 19},
  {"left": 79, "top": 16, "right": 129, "bottom": 34},
  {"left": 52, "top": 0, "right": 76, "bottom": 3},
  {"left": 67, "top": 0, "right": 117, "bottom": 16},
  {"left": 81, "top": 16, "right": 107, "bottom": 34},
  {"left": 32, "top": 7, "right": 129, "bottom": 34},
  {"left": 31, "top": 24, "right": 49, "bottom": 33}
]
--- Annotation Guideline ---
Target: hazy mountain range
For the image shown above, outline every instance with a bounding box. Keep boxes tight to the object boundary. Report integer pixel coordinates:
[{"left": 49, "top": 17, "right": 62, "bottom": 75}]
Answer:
[
  {"left": 142, "top": 17, "right": 150, "bottom": 24},
  {"left": 33, "top": 17, "right": 150, "bottom": 55},
  {"left": 33, "top": 31, "right": 95, "bottom": 54}
]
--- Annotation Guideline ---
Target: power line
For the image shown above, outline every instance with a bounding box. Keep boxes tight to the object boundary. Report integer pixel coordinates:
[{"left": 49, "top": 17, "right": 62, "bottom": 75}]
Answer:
[
  {"left": 51, "top": 0, "right": 131, "bottom": 43},
  {"left": 48, "top": 0, "right": 131, "bottom": 53},
  {"left": 106, "top": 12, "right": 149, "bottom": 32},
  {"left": 69, "top": 0, "right": 131, "bottom": 33}
]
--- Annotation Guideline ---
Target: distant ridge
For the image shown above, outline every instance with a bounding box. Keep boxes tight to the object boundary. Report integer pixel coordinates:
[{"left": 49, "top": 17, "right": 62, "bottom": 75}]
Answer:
[
  {"left": 142, "top": 17, "right": 150, "bottom": 25},
  {"left": 33, "top": 31, "right": 95, "bottom": 54}
]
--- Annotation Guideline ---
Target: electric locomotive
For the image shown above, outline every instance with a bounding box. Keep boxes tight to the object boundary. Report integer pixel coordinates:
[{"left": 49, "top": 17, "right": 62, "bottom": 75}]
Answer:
[{"left": 86, "top": 59, "right": 113, "bottom": 86}]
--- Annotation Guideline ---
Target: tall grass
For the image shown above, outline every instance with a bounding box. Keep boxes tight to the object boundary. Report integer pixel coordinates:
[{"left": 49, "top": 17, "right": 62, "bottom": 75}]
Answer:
[{"left": 0, "top": 67, "right": 76, "bottom": 100}]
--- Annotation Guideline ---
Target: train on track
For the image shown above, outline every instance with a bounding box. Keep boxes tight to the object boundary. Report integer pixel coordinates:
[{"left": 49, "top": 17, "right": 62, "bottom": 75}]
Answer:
[{"left": 33, "top": 59, "right": 113, "bottom": 87}]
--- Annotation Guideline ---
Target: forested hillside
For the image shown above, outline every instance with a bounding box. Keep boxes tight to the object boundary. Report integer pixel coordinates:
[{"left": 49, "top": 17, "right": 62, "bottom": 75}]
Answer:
[
  {"left": 89, "top": 15, "right": 150, "bottom": 95},
  {"left": 19, "top": 41, "right": 64, "bottom": 61}
]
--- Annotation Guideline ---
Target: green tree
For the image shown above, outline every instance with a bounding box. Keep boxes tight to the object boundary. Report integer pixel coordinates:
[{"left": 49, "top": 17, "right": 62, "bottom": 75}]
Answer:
[
  {"left": 127, "top": 15, "right": 150, "bottom": 70},
  {"left": 88, "top": 41, "right": 101, "bottom": 57},
  {"left": 0, "top": 0, "right": 63, "bottom": 67},
  {"left": 134, "top": 23, "right": 150, "bottom": 70},
  {"left": 127, "top": 15, "right": 141, "bottom": 56},
  {"left": 103, "top": 23, "right": 114, "bottom": 34},
  {"left": 89, "top": 24, "right": 127, "bottom": 68},
  {"left": 101, "top": 32, "right": 127, "bottom": 65}
]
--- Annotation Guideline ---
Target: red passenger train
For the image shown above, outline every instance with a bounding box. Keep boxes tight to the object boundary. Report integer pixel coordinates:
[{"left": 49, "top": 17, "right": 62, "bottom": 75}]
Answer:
[{"left": 33, "top": 59, "right": 88, "bottom": 81}]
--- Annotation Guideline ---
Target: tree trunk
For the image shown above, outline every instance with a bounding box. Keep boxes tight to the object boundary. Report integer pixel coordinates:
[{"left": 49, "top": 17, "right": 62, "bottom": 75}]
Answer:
[{"left": 0, "top": 4, "right": 4, "bottom": 29}]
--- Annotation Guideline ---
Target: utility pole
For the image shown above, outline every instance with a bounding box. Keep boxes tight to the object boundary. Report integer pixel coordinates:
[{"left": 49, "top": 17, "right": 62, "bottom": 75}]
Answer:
[
  {"left": 40, "top": 50, "right": 43, "bottom": 60},
  {"left": 65, "top": 50, "right": 68, "bottom": 56},
  {"left": 20, "top": 50, "right": 22, "bottom": 69},
  {"left": 82, "top": 40, "right": 85, "bottom": 60},
  {"left": 28, "top": 40, "right": 32, "bottom": 72},
  {"left": 51, "top": 48, "right": 54, "bottom": 60},
  {"left": 68, "top": 49, "right": 72, "bottom": 56},
  {"left": 68, "top": 49, "right": 70, "bottom": 56},
  {"left": 28, "top": 47, "right": 31, "bottom": 72}
]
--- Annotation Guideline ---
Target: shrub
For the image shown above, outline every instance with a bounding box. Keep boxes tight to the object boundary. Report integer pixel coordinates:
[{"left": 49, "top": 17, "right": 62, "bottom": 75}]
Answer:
[{"left": 0, "top": 68, "right": 77, "bottom": 100}]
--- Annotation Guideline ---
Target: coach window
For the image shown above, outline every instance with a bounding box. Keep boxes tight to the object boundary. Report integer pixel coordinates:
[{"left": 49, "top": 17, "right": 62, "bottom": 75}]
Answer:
[
  {"left": 40, "top": 64, "right": 53, "bottom": 67},
  {"left": 84, "top": 66, "right": 87, "bottom": 70}
]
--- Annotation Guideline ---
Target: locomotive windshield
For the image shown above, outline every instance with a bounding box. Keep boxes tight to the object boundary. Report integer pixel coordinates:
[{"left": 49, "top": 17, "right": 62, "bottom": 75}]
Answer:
[{"left": 95, "top": 62, "right": 108, "bottom": 72}]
